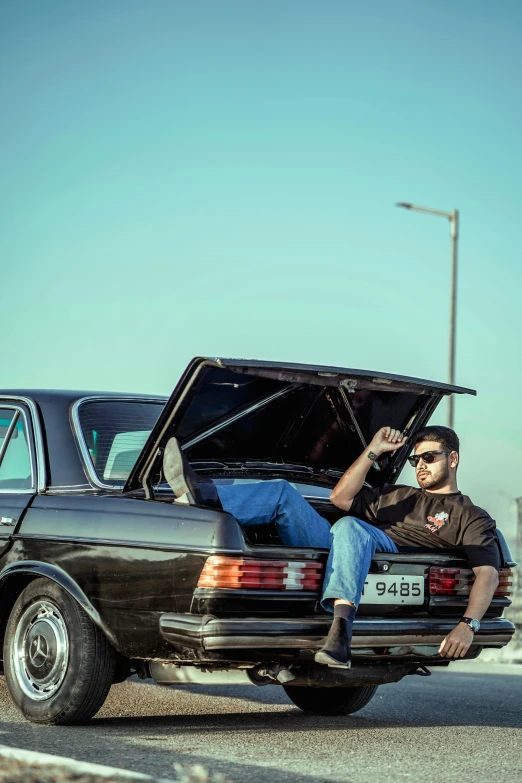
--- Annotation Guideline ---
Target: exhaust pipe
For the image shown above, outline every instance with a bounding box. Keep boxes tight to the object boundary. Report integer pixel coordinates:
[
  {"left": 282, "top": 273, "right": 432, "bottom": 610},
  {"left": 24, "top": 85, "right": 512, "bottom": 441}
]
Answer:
[{"left": 149, "top": 662, "right": 296, "bottom": 686}]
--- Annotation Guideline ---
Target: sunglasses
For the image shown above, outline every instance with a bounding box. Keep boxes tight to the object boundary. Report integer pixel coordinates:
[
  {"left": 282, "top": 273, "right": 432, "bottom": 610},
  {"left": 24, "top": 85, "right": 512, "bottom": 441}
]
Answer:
[{"left": 407, "top": 450, "right": 451, "bottom": 467}]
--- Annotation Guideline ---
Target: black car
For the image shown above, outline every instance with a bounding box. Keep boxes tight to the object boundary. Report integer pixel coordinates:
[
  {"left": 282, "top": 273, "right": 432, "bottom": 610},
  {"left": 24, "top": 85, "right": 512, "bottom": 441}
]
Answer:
[{"left": 0, "top": 357, "right": 516, "bottom": 724}]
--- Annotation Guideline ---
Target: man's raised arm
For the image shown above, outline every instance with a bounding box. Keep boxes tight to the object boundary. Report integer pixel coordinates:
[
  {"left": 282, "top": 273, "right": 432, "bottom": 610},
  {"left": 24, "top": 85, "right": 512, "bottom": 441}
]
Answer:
[{"left": 330, "top": 427, "right": 407, "bottom": 511}]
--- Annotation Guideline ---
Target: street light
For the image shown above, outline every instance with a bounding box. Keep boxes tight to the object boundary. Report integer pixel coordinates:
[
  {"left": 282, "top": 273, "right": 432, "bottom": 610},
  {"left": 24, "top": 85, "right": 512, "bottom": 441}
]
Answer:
[{"left": 396, "top": 202, "right": 459, "bottom": 429}]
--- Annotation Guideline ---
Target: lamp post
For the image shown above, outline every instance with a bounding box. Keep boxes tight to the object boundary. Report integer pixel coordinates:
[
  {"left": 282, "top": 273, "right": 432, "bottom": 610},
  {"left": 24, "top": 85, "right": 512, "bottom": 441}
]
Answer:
[{"left": 396, "top": 202, "right": 459, "bottom": 429}]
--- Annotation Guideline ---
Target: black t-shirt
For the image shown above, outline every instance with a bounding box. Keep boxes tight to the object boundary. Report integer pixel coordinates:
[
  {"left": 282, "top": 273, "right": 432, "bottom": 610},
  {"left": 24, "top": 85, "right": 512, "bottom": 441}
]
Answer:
[{"left": 350, "top": 484, "right": 500, "bottom": 570}]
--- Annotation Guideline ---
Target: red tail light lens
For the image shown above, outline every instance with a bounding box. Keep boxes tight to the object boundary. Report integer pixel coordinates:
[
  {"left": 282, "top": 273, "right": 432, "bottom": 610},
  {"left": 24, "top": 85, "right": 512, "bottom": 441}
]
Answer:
[
  {"left": 197, "top": 556, "right": 324, "bottom": 591},
  {"left": 429, "top": 567, "right": 513, "bottom": 597},
  {"left": 429, "top": 567, "right": 473, "bottom": 595}
]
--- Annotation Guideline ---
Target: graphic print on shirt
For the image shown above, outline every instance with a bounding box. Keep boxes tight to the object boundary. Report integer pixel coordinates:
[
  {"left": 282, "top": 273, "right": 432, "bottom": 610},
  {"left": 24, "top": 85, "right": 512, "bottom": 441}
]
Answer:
[{"left": 425, "top": 511, "right": 449, "bottom": 534}]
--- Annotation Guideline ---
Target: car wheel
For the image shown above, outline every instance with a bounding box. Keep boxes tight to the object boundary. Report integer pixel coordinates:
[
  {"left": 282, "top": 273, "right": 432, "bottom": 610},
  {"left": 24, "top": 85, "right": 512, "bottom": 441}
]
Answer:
[
  {"left": 283, "top": 683, "right": 378, "bottom": 715},
  {"left": 3, "top": 578, "right": 116, "bottom": 725}
]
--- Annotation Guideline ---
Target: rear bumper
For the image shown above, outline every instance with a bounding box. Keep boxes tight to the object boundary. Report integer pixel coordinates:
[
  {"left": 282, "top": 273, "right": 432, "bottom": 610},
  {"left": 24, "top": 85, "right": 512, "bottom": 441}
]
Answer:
[{"left": 159, "top": 613, "right": 516, "bottom": 652}]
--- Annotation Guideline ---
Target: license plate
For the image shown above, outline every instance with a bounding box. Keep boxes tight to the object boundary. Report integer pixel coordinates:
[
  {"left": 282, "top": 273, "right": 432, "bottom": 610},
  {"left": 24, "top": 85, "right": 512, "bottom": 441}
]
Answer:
[{"left": 360, "top": 574, "right": 424, "bottom": 605}]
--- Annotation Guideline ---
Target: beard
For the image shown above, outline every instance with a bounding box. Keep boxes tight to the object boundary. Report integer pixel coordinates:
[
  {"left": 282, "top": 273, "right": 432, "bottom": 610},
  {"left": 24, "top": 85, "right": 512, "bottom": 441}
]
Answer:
[{"left": 417, "top": 461, "right": 451, "bottom": 490}]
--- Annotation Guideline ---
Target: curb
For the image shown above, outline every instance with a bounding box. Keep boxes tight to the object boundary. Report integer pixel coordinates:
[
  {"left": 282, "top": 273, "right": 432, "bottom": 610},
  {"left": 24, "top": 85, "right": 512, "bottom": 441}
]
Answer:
[
  {"left": 0, "top": 744, "right": 176, "bottom": 782},
  {"left": 429, "top": 661, "right": 522, "bottom": 675}
]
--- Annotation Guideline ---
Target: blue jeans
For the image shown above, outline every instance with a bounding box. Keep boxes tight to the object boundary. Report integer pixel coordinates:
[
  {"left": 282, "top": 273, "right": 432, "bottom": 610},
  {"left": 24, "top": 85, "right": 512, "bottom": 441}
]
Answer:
[{"left": 216, "top": 480, "right": 398, "bottom": 612}]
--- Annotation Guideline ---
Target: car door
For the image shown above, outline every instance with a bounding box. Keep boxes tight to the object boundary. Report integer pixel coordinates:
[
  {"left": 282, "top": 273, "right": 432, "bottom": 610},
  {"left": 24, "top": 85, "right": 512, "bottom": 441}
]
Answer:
[{"left": 0, "top": 404, "right": 36, "bottom": 557}]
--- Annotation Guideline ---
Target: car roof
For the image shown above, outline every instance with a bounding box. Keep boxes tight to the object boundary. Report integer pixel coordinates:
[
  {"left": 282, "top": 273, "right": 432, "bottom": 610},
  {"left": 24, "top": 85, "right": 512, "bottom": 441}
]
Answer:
[{"left": 0, "top": 390, "right": 167, "bottom": 405}]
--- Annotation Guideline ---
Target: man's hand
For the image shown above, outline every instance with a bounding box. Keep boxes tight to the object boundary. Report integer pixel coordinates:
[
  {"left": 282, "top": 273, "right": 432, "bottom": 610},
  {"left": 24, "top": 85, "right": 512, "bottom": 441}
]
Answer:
[
  {"left": 368, "top": 426, "right": 407, "bottom": 457},
  {"left": 439, "top": 567, "right": 498, "bottom": 660},
  {"left": 439, "top": 623, "right": 474, "bottom": 659},
  {"left": 438, "top": 566, "right": 498, "bottom": 659},
  {"left": 330, "top": 425, "right": 408, "bottom": 510}
]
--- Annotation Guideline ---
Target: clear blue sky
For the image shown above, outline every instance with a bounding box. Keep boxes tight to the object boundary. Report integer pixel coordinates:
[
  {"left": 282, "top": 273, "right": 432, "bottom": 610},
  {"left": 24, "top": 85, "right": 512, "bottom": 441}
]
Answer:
[{"left": 1, "top": 1, "right": 521, "bottom": 545}]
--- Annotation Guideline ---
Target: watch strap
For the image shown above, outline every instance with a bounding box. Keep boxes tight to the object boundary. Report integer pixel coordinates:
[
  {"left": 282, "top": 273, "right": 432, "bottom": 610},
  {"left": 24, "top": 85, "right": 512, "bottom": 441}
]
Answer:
[{"left": 460, "top": 616, "right": 480, "bottom": 632}]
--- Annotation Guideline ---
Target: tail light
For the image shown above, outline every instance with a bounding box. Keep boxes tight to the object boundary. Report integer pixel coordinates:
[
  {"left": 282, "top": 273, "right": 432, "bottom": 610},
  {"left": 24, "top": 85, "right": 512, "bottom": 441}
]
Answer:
[
  {"left": 429, "top": 567, "right": 513, "bottom": 597},
  {"left": 495, "top": 568, "right": 514, "bottom": 597},
  {"left": 197, "top": 556, "right": 323, "bottom": 591},
  {"left": 429, "top": 567, "right": 473, "bottom": 595}
]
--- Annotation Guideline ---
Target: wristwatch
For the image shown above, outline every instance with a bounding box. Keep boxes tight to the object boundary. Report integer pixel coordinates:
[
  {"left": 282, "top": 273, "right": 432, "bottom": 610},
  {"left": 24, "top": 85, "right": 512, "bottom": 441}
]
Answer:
[{"left": 460, "top": 616, "right": 480, "bottom": 633}]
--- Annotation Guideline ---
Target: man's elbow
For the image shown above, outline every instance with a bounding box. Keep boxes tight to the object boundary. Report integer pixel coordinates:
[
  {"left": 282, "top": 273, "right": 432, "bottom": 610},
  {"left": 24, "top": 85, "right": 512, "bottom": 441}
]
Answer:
[{"left": 330, "top": 490, "right": 352, "bottom": 512}]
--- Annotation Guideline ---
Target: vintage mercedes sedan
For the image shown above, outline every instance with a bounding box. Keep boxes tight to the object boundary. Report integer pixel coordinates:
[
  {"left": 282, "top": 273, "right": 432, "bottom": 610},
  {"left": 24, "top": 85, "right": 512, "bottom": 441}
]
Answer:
[{"left": 0, "top": 358, "right": 516, "bottom": 724}]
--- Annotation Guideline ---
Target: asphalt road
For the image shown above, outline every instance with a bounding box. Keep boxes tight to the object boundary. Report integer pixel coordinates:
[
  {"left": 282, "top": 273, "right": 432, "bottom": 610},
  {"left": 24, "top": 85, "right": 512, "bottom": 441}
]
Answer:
[{"left": 1, "top": 663, "right": 521, "bottom": 783}]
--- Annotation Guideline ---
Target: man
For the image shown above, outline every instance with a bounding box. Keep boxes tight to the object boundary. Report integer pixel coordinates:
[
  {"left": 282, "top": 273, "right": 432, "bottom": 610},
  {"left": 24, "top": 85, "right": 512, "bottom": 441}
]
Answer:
[
  {"left": 315, "top": 424, "right": 500, "bottom": 668},
  {"left": 164, "top": 425, "right": 500, "bottom": 669}
]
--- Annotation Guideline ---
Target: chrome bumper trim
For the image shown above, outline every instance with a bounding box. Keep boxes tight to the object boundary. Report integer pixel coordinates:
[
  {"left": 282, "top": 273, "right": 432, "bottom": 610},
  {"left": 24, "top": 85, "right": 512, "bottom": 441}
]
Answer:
[
  {"left": 159, "top": 613, "right": 515, "bottom": 651},
  {"left": 203, "top": 633, "right": 512, "bottom": 650}
]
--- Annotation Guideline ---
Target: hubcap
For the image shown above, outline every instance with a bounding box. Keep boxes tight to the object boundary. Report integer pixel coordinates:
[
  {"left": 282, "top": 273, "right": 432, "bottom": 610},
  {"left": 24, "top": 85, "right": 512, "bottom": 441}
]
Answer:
[{"left": 12, "top": 600, "right": 70, "bottom": 701}]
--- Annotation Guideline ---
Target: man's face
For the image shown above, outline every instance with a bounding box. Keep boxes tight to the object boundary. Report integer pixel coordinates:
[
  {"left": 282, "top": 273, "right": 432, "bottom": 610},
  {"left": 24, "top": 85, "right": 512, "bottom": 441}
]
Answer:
[{"left": 413, "top": 440, "right": 456, "bottom": 490}]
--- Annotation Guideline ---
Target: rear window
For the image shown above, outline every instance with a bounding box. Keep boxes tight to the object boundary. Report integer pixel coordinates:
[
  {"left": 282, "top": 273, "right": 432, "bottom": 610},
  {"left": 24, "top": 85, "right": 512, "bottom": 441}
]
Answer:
[{"left": 77, "top": 400, "right": 164, "bottom": 485}]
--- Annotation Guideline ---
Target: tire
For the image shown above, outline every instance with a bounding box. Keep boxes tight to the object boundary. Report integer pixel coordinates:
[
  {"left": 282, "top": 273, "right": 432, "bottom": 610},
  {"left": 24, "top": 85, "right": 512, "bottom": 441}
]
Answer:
[
  {"left": 3, "top": 578, "right": 116, "bottom": 725},
  {"left": 283, "top": 683, "right": 378, "bottom": 715}
]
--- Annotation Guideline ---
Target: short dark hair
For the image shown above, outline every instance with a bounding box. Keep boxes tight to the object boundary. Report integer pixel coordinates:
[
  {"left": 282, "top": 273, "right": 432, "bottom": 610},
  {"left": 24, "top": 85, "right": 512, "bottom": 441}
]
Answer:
[{"left": 412, "top": 425, "right": 459, "bottom": 454}]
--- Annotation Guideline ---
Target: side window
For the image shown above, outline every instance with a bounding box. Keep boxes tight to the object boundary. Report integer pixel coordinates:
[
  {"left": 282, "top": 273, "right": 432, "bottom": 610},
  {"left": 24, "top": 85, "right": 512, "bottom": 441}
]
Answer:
[{"left": 0, "top": 407, "right": 33, "bottom": 490}]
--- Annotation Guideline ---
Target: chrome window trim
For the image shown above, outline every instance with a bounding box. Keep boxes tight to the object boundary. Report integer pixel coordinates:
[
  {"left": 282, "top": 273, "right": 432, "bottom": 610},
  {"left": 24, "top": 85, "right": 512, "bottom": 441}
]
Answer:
[
  {"left": 70, "top": 396, "right": 167, "bottom": 491},
  {"left": 0, "top": 396, "right": 45, "bottom": 493}
]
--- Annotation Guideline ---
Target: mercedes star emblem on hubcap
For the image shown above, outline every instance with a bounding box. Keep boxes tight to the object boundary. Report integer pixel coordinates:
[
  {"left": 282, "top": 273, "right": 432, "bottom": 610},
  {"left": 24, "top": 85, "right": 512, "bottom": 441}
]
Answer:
[{"left": 29, "top": 634, "right": 49, "bottom": 668}]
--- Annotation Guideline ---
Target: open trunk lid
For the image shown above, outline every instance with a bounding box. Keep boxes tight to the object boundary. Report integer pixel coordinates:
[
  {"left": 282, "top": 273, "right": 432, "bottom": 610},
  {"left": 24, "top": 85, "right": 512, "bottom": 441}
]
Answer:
[{"left": 124, "top": 357, "right": 475, "bottom": 495}]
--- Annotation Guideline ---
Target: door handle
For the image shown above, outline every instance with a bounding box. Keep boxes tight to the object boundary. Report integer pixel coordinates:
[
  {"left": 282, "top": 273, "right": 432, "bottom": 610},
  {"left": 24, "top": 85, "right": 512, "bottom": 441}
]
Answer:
[{"left": 0, "top": 517, "right": 17, "bottom": 526}]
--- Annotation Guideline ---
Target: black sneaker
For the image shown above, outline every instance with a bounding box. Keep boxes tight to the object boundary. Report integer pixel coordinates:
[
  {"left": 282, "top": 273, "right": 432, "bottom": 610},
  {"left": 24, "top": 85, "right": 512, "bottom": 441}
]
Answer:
[
  {"left": 163, "top": 437, "right": 222, "bottom": 510},
  {"left": 314, "top": 617, "right": 352, "bottom": 668}
]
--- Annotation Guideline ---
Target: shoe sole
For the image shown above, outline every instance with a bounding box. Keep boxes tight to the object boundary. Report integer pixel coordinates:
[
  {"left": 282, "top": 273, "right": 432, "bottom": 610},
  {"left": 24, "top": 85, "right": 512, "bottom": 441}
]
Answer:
[
  {"left": 163, "top": 438, "right": 191, "bottom": 498},
  {"left": 314, "top": 651, "right": 351, "bottom": 669}
]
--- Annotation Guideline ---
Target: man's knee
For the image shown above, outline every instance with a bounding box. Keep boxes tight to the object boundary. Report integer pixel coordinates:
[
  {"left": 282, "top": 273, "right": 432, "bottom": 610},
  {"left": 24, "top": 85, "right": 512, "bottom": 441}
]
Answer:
[
  {"left": 276, "top": 479, "right": 299, "bottom": 503},
  {"left": 331, "top": 516, "right": 372, "bottom": 541}
]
